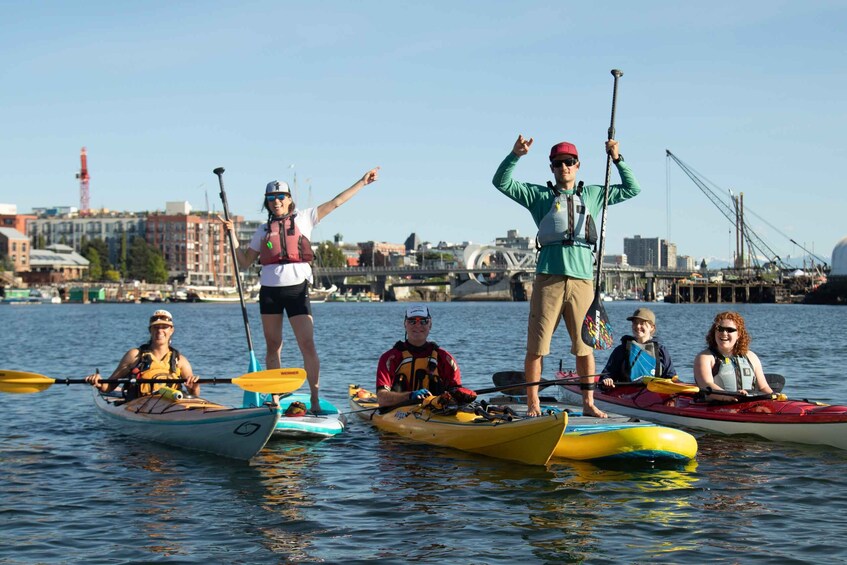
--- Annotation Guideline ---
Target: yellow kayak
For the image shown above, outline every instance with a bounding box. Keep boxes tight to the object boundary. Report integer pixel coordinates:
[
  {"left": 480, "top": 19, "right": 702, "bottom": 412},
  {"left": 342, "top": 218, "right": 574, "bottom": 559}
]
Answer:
[{"left": 348, "top": 385, "right": 566, "bottom": 466}]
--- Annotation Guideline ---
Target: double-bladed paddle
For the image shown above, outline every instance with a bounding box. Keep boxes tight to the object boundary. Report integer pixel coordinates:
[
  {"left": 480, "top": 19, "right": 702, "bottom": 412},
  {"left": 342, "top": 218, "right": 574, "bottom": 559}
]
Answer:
[
  {"left": 494, "top": 370, "right": 785, "bottom": 394},
  {"left": 492, "top": 370, "right": 606, "bottom": 395},
  {"left": 0, "top": 368, "right": 306, "bottom": 395},
  {"left": 369, "top": 377, "right": 592, "bottom": 415},
  {"left": 581, "top": 69, "right": 623, "bottom": 351},
  {"left": 641, "top": 376, "right": 786, "bottom": 402}
]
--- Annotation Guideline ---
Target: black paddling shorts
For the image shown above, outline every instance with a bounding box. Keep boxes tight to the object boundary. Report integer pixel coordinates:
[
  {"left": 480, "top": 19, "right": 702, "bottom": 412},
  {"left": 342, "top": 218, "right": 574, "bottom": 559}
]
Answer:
[{"left": 258, "top": 281, "right": 312, "bottom": 317}]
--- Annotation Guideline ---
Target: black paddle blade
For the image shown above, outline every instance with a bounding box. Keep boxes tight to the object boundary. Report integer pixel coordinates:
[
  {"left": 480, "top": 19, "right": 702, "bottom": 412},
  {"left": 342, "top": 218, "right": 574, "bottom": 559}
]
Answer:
[
  {"left": 765, "top": 373, "right": 785, "bottom": 394},
  {"left": 492, "top": 371, "right": 528, "bottom": 395},
  {"left": 581, "top": 293, "right": 613, "bottom": 350}
]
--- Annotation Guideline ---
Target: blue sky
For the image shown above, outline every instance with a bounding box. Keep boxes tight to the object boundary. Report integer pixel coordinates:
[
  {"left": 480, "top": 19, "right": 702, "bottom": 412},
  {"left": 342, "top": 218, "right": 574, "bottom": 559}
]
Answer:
[{"left": 1, "top": 1, "right": 844, "bottom": 265}]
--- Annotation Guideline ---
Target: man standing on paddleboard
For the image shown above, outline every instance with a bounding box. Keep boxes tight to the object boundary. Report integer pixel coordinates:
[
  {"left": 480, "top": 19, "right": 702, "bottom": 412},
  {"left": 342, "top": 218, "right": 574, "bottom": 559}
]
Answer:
[{"left": 492, "top": 136, "right": 640, "bottom": 417}]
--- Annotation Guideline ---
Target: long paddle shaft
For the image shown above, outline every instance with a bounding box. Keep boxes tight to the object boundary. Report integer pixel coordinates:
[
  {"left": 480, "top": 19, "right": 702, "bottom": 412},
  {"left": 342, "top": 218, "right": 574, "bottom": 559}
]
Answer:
[
  {"left": 213, "top": 167, "right": 262, "bottom": 375},
  {"left": 642, "top": 377, "right": 783, "bottom": 402},
  {"left": 373, "top": 378, "right": 592, "bottom": 415},
  {"left": 0, "top": 368, "right": 306, "bottom": 395},
  {"left": 581, "top": 69, "right": 623, "bottom": 350}
]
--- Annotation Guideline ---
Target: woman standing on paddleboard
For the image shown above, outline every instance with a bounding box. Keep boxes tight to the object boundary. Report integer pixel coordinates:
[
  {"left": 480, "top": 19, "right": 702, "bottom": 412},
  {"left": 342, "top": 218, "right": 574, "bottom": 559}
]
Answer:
[{"left": 220, "top": 168, "right": 379, "bottom": 413}]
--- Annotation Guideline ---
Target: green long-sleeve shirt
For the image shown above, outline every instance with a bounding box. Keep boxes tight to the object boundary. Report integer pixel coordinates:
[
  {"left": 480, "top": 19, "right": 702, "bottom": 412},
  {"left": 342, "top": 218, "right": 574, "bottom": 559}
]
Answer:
[{"left": 492, "top": 152, "right": 641, "bottom": 279}]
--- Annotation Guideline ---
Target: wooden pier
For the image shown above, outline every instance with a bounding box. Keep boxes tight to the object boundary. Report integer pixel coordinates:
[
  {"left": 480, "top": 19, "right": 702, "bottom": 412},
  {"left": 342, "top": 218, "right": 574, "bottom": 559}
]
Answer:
[{"left": 665, "top": 281, "right": 789, "bottom": 304}]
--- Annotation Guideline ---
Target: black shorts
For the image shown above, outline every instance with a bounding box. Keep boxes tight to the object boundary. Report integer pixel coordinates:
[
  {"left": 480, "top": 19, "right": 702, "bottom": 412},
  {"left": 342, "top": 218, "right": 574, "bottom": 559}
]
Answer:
[{"left": 259, "top": 281, "right": 312, "bottom": 317}]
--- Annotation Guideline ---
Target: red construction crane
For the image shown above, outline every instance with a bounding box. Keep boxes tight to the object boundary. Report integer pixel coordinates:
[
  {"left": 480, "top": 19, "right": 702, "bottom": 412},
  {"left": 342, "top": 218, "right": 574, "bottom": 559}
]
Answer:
[{"left": 76, "top": 147, "right": 90, "bottom": 213}]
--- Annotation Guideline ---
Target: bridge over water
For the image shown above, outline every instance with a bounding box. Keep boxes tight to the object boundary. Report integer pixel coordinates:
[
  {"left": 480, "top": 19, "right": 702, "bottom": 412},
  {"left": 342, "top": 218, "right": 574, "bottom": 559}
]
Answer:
[{"left": 314, "top": 244, "right": 690, "bottom": 300}]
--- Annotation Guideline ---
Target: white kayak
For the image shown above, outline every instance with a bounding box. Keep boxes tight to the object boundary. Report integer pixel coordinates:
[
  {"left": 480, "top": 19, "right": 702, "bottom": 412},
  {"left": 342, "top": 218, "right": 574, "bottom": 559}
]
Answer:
[{"left": 93, "top": 388, "right": 280, "bottom": 460}]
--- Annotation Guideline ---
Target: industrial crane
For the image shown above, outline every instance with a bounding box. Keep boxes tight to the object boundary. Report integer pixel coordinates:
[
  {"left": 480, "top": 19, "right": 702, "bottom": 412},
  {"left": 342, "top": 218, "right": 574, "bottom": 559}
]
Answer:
[
  {"left": 76, "top": 147, "right": 90, "bottom": 213},
  {"left": 666, "top": 150, "right": 789, "bottom": 272}
]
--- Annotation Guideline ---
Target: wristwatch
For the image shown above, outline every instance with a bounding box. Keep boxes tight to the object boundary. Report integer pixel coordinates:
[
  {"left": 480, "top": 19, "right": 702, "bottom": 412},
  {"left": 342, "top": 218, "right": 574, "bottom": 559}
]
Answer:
[{"left": 613, "top": 154, "right": 624, "bottom": 164}]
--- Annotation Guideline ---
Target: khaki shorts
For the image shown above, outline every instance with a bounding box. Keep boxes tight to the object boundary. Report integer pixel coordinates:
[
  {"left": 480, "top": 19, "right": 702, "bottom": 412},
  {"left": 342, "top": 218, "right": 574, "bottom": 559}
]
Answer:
[{"left": 527, "top": 274, "right": 594, "bottom": 357}]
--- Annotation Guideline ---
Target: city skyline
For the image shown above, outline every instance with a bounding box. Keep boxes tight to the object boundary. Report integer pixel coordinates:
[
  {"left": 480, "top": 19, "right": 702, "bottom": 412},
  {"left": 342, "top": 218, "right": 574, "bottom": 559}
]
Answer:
[
  {"left": 7, "top": 203, "right": 821, "bottom": 273},
  {"left": 1, "top": 2, "right": 844, "bottom": 264}
]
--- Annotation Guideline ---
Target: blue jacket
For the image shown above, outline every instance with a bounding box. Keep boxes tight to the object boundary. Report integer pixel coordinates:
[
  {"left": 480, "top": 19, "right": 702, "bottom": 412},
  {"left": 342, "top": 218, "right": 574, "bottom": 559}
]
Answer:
[{"left": 602, "top": 335, "right": 677, "bottom": 382}]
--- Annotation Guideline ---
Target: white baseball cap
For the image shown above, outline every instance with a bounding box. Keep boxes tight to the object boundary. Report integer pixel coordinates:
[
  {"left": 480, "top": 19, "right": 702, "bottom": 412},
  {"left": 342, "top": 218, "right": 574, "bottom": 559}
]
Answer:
[{"left": 405, "top": 304, "right": 431, "bottom": 319}]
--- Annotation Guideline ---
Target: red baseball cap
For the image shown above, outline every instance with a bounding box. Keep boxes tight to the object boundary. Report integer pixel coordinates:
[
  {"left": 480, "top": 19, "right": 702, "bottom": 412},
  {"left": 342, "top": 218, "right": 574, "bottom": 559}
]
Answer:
[{"left": 549, "top": 141, "right": 579, "bottom": 161}]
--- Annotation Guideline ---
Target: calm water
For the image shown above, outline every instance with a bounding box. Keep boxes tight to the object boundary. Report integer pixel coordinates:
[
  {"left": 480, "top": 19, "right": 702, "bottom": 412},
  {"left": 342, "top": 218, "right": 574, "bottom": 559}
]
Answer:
[{"left": 1, "top": 301, "right": 846, "bottom": 564}]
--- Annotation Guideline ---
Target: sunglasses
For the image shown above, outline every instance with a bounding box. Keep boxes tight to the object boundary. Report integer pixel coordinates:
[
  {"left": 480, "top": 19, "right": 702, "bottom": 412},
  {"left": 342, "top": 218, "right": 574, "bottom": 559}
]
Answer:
[
  {"left": 150, "top": 315, "right": 172, "bottom": 322},
  {"left": 406, "top": 317, "right": 431, "bottom": 326},
  {"left": 266, "top": 193, "right": 290, "bottom": 202},
  {"left": 551, "top": 157, "right": 579, "bottom": 168},
  {"left": 716, "top": 326, "right": 737, "bottom": 334}
]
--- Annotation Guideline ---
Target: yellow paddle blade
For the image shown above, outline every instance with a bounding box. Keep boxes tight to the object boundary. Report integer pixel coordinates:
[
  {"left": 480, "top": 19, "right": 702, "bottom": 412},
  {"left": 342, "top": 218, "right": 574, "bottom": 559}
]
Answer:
[
  {"left": 645, "top": 378, "right": 700, "bottom": 395},
  {"left": 229, "top": 368, "right": 306, "bottom": 394},
  {"left": 0, "top": 370, "right": 55, "bottom": 394}
]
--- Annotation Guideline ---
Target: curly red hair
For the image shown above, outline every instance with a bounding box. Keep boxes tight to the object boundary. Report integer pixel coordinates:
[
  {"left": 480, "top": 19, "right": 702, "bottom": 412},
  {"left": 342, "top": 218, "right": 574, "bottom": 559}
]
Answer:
[{"left": 705, "top": 311, "right": 750, "bottom": 355}]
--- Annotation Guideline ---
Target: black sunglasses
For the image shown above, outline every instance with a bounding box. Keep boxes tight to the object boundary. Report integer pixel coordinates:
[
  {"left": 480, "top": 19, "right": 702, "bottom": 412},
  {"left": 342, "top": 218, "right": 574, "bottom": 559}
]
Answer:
[
  {"left": 716, "top": 326, "right": 737, "bottom": 334},
  {"left": 551, "top": 157, "right": 578, "bottom": 168},
  {"left": 266, "top": 193, "right": 290, "bottom": 202}
]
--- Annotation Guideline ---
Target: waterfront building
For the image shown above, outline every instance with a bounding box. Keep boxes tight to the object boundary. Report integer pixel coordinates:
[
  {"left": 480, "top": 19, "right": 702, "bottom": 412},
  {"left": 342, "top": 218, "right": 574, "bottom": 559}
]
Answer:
[
  {"left": 0, "top": 205, "right": 37, "bottom": 236},
  {"left": 677, "top": 255, "right": 697, "bottom": 271},
  {"left": 624, "top": 235, "right": 662, "bottom": 267},
  {"left": 662, "top": 241, "right": 677, "bottom": 271},
  {"left": 24, "top": 244, "right": 89, "bottom": 284},
  {"left": 806, "top": 237, "right": 847, "bottom": 304},
  {"left": 603, "top": 254, "right": 628, "bottom": 267},
  {"left": 359, "top": 241, "right": 406, "bottom": 267},
  {"left": 404, "top": 233, "right": 421, "bottom": 253},
  {"left": 495, "top": 229, "right": 532, "bottom": 250},
  {"left": 145, "top": 201, "right": 244, "bottom": 286},
  {"left": 0, "top": 227, "right": 30, "bottom": 273},
  {"left": 27, "top": 210, "right": 146, "bottom": 266},
  {"left": 624, "top": 235, "right": 679, "bottom": 269}
]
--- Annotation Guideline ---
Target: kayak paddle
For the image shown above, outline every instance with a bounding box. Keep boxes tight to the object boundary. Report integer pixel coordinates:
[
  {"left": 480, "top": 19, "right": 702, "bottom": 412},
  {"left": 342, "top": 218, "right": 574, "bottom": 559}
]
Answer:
[
  {"left": 0, "top": 368, "right": 306, "bottom": 395},
  {"left": 369, "top": 376, "right": 601, "bottom": 415},
  {"left": 492, "top": 370, "right": 607, "bottom": 394},
  {"left": 766, "top": 373, "right": 785, "bottom": 394},
  {"left": 581, "top": 69, "right": 623, "bottom": 351},
  {"left": 642, "top": 376, "right": 785, "bottom": 401}
]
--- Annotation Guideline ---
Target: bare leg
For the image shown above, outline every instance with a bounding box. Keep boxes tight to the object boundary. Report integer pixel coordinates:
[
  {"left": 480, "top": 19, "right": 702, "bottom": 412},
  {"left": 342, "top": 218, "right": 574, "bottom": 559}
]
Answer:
[
  {"left": 290, "top": 314, "right": 320, "bottom": 413},
  {"left": 261, "top": 313, "right": 283, "bottom": 405},
  {"left": 525, "top": 353, "right": 543, "bottom": 417},
  {"left": 578, "top": 353, "right": 606, "bottom": 418},
  {"left": 261, "top": 313, "right": 284, "bottom": 369}
]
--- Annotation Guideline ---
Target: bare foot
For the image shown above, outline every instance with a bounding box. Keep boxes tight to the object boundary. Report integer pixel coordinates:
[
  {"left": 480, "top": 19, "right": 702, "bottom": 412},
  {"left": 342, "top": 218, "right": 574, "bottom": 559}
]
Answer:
[
  {"left": 310, "top": 393, "right": 322, "bottom": 415},
  {"left": 583, "top": 403, "right": 608, "bottom": 418}
]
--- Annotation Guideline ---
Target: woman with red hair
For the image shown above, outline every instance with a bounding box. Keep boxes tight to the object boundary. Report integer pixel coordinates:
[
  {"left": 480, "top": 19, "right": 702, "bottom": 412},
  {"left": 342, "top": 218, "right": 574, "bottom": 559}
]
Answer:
[{"left": 694, "top": 311, "right": 774, "bottom": 398}]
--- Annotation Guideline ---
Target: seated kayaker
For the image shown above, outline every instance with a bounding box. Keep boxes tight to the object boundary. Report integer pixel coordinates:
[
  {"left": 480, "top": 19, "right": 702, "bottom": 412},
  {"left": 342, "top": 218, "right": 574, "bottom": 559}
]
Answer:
[
  {"left": 375, "top": 304, "right": 475, "bottom": 409},
  {"left": 693, "top": 311, "right": 773, "bottom": 401},
  {"left": 84, "top": 309, "right": 200, "bottom": 399},
  {"left": 600, "top": 308, "right": 677, "bottom": 388}
]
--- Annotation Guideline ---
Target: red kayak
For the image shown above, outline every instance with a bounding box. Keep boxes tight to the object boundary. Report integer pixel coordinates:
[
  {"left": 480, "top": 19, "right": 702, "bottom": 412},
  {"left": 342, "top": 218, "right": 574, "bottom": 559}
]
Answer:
[{"left": 557, "top": 372, "right": 847, "bottom": 450}]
